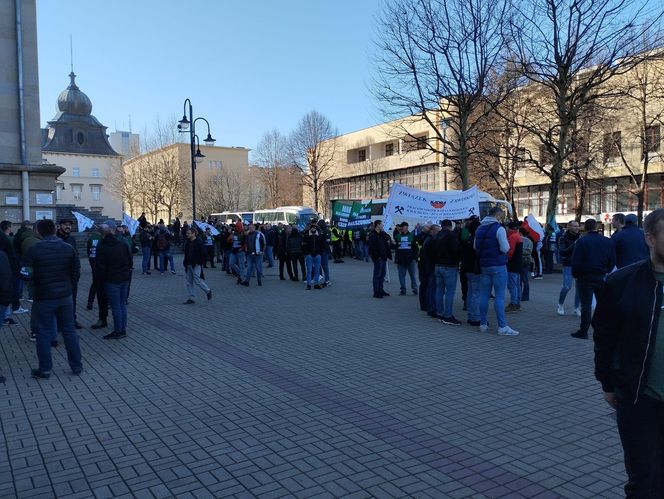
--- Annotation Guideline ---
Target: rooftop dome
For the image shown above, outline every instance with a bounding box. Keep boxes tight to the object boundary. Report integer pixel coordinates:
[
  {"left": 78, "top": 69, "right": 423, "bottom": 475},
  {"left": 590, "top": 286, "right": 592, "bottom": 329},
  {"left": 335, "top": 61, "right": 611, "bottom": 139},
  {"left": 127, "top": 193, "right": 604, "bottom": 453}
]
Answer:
[{"left": 57, "top": 72, "right": 92, "bottom": 116}]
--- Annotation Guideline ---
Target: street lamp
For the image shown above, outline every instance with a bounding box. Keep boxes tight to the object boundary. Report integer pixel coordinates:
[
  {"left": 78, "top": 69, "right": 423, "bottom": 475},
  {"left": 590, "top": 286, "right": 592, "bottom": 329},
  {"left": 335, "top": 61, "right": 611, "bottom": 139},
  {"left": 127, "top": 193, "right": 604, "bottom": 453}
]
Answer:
[{"left": 177, "top": 98, "right": 216, "bottom": 220}]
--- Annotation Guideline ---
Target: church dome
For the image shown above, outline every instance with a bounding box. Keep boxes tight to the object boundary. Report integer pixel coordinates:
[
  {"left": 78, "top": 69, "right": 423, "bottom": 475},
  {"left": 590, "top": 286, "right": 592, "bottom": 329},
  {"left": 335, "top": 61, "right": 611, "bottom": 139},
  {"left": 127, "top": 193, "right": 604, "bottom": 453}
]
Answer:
[{"left": 57, "top": 72, "right": 92, "bottom": 115}]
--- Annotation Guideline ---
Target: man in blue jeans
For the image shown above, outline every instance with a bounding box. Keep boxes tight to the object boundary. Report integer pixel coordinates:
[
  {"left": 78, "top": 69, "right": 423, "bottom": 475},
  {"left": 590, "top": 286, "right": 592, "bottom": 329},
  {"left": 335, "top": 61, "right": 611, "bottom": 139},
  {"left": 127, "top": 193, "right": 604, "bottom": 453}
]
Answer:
[
  {"left": 557, "top": 220, "right": 581, "bottom": 316},
  {"left": 96, "top": 222, "right": 132, "bottom": 339},
  {"left": 22, "top": 219, "right": 82, "bottom": 378},
  {"left": 139, "top": 226, "right": 153, "bottom": 275},
  {"left": 367, "top": 220, "right": 392, "bottom": 298},
  {"left": 394, "top": 222, "right": 419, "bottom": 296},
  {"left": 474, "top": 207, "right": 519, "bottom": 336},
  {"left": 430, "top": 219, "right": 461, "bottom": 325},
  {"left": 242, "top": 224, "right": 265, "bottom": 286}
]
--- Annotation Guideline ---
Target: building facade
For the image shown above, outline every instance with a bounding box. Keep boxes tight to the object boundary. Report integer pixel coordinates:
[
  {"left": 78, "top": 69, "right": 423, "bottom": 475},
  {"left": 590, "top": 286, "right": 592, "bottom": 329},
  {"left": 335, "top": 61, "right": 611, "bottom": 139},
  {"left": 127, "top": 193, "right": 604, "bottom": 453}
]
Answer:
[{"left": 109, "top": 131, "right": 140, "bottom": 158}]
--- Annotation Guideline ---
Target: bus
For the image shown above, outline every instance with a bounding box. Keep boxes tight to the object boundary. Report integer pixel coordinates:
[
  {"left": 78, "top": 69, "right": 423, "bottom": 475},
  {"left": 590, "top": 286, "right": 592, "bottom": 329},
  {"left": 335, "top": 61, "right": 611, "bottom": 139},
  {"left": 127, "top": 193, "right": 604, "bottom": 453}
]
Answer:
[
  {"left": 252, "top": 206, "right": 318, "bottom": 230},
  {"left": 209, "top": 211, "right": 254, "bottom": 225}
]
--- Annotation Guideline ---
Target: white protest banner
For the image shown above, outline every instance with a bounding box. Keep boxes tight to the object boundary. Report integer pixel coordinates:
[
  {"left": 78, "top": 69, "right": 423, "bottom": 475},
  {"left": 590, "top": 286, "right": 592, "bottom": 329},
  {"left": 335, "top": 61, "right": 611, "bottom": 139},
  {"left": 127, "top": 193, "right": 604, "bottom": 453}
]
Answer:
[
  {"left": 195, "top": 220, "right": 220, "bottom": 236},
  {"left": 123, "top": 212, "right": 140, "bottom": 236},
  {"left": 72, "top": 211, "right": 94, "bottom": 232},
  {"left": 383, "top": 183, "right": 480, "bottom": 230}
]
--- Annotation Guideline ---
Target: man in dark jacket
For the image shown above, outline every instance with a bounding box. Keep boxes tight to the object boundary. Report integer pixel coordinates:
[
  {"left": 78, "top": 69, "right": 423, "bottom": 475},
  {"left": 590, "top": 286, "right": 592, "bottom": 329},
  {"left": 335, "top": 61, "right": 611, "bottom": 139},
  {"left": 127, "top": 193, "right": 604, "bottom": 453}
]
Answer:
[
  {"left": 22, "top": 219, "right": 82, "bottom": 378},
  {"left": 287, "top": 227, "right": 305, "bottom": 281},
  {"left": 367, "top": 220, "right": 392, "bottom": 298},
  {"left": 264, "top": 224, "right": 276, "bottom": 268},
  {"left": 183, "top": 227, "right": 212, "bottom": 303},
  {"left": 612, "top": 214, "right": 649, "bottom": 269},
  {"left": 302, "top": 222, "right": 325, "bottom": 290},
  {"left": 139, "top": 226, "right": 153, "bottom": 275},
  {"left": 593, "top": 208, "right": 664, "bottom": 498},
  {"left": 277, "top": 226, "right": 294, "bottom": 280},
  {"left": 557, "top": 220, "right": 581, "bottom": 316},
  {"left": 571, "top": 218, "right": 616, "bottom": 339},
  {"left": 242, "top": 224, "right": 266, "bottom": 286},
  {"left": 430, "top": 219, "right": 462, "bottom": 325},
  {"left": 96, "top": 222, "right": 132, "bottom": 339},
  {"left": 394, "top": 222, "right": 419, "bottom": 296}
]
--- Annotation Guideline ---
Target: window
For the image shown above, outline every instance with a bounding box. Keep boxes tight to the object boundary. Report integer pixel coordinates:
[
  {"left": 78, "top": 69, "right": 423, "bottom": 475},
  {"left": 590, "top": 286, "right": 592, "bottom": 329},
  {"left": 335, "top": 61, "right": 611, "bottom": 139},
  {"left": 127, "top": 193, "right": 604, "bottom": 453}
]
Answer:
[
  {"left": 645, "top": 125, "right": 661, "bottom": 155},
  {"left": 604, "top": 183, "right": 617, "bottom": 212},
  {"left": 91, "top": 168, "right": 100, "bottom": 178},
  {"left": 603, "top": 131, "right": 622, "bottom": 162},
  {"left": 358, "top": 149, "right": 366, "bottom": 162},
  {"left": 56, "top": 183, "right": 63, "bottom": 201},
  {"left": 72, "top": 167, "right": 80, "bottom": 177},
  {"left": 209, "top": 160, "right": 223, "bottom": 169},
  {"left": 416, "top": 136, "right": 427, "bottom": 150},
  {"left": 76, "top": 131, "right": 86, "bottom": 145},
  {"left": 90, "top": 185, "right": 101, "bottom": 201},
  {"left": 385, "top": 143, "right": 394, "bottom": 156},
  {"left": 71, "top": 184, "right": 83, "bottom": 201}
]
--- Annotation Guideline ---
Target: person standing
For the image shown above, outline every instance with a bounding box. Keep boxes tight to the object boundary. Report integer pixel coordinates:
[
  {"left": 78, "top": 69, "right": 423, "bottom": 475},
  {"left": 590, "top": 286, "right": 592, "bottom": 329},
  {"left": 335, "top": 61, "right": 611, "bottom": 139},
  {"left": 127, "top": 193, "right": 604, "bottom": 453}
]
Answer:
[
  {"left": 612, "top": 213, "right": 649, "bottom": 270},
  {"left": 460, "top": 218, "right": 481, "bottom": 326},
  {"left": 264, "top": 223, "right": 276, "bottom": 268},
  {"left": 505, "top": 222, "right": 523, "bottom": 312},
  {"left": 331, "top": 225, "right": 344, "bottom": 263},
  {"left": 302, "top": 222, "right": 324, "bottom": 290},
  {"left": 183, "top": 227, "right": 212, "bottom": 303},
  {"left": 519, "top": 229, "right": 533, "bottom": 302},
  {"left": 557, "top": 220, "right": 581, "bottom": 316},
  {"left": 394, "top": 222, "right": 419, "bottom": 296},
  {"left": 86, "top": 231, "right": 104, "bottom": 316},
  {"left": 277, "top": 225, "right": 294, "bottom": 280},
  {"left": 157, "top": 227, "right": 176, "bottom": 274},
  {"left": 22, "top": 219, "right": 82, "bottom": 378},
  {"left": 139, "top": 226, "right": 153, "bottom": 275},
  {"left": 571, "top": 218, "right": 615, "bottom": 339},
  {"left": 287, "top": 227, "right": 305, "bottom": 281},
  {"left": 203, "top": 228, "right": 216, "bottom": 268},
  {"left": 242, "top": 224, "right": 266, "bottom": 286},
  {"left": 415, "top": 223, "right": 432, "bottom": 311},
  {"left": 229, "top": 222, "right": 247, "bottom": 283},
  {"left": 475, "top": 207, "right": 519, "bottom": 336},
  {"left": 593, "top": 208, "right": 664, "bottom": 498},
  {"left": 96, "top": 222, "right": 132, "bottom": 339},
  {"left": 173, "top": 217, "right": 181, "bottom": 246},
  {"left": 611, "top": 212, "right": 626, "bottom": 236},
  {"left": 431, "top": 220, "right": 461, "bottom": 325},
  {"left": 0, "top": 249, "right": 10, "bottom": 382},
  {"left": 367, "top": 220, "right": 392, "bottom": 298},
  {"left": 317, "top": 220, "right": 332, "bottom": 287},
  {"left": 57, "top": 220, "right": 81, "bottom": 328}
]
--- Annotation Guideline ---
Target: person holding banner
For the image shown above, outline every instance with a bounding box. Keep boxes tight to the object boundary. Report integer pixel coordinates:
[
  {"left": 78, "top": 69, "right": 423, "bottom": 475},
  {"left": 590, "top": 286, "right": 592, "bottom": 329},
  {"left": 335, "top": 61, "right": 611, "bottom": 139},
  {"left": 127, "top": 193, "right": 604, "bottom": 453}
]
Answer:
[{"left": 368, "top": 220, "right": 392, "bottom": 298}]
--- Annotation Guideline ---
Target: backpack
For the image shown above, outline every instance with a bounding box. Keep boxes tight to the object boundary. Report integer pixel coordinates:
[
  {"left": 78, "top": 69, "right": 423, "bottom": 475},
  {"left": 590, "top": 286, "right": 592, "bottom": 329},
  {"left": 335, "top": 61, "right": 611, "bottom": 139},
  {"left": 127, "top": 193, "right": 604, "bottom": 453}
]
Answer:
[
  {"left": 157, "top": 233, "right": 168, "bottom": 251},
  {"left": 521, "top": 237, "right": 533, "bottom": 267}
]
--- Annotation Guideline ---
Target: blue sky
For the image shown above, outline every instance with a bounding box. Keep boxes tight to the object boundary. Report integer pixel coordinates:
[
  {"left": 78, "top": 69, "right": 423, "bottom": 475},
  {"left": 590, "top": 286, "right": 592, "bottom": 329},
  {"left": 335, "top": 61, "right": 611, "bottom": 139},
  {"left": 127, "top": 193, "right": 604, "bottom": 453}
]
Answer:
[{"left": 36, "top": 0, "right": 387, "bottom": 154}]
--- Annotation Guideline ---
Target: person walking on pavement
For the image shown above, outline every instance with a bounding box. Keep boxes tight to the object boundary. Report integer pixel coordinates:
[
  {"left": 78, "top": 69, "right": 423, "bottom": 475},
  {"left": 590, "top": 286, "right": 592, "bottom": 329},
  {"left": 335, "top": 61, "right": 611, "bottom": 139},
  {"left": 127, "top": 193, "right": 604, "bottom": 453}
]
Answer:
[
  {"left": 22, "top": 219, "right": 82, "bottom": 378},
  {"left": 394, "top": 222, "right": 419, "bottom": 296},
  {"left": 367, "top": 220, "right": 392, "bottom": 298},
  {"left": 557, "top": 220, "right": 581, "bottom": 316},
  {"left": 183, "top": 227, "right": 212, "bottom": 303},
  {"left": 593, "top": 208, "right": 664, "bottom": 498},
  {"left": 96, "top": 222, "right": 132, "bottom": 339},
  {"left": 571, "top": 218, "right": 615, "bottom": 339},
  {"left": 475, "top": 207, "right": 519, "bottom": 336}
]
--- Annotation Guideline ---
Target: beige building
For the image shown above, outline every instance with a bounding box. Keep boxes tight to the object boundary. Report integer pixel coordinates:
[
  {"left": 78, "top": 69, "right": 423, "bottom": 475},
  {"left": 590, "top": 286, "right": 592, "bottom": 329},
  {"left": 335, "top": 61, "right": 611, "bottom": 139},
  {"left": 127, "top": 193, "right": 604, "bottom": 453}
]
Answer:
[{"left": 122, "top": 143, "right": 250, "bottom": 223}]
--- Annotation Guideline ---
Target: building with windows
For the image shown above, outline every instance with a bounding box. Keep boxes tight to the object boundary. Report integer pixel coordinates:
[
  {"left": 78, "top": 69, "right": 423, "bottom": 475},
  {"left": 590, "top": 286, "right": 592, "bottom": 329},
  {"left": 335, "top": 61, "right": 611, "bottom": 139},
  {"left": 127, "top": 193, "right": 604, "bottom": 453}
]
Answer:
[
  {"left": 109, "top": 130, "right": 140, "bottom": 158},
  {"left": 41, "top": 71, "right": 122, "bottom": 220}
]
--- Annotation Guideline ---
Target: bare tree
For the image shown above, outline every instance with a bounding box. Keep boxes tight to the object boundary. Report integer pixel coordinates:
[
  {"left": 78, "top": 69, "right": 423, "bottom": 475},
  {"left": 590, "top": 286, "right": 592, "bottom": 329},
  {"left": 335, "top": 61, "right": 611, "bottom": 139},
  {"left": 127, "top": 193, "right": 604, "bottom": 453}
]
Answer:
[
  {"left": 373, "top": 0, "right": 513, "bottom": 189},
  {"left": 288, "top": 111, "right": 338, "bottom": 212},
  {"left": 254, "top": 129, "right": 289, "bottom": 207},
  {"left": 507, "top": 0, "right": 662, "bottom": 226}
]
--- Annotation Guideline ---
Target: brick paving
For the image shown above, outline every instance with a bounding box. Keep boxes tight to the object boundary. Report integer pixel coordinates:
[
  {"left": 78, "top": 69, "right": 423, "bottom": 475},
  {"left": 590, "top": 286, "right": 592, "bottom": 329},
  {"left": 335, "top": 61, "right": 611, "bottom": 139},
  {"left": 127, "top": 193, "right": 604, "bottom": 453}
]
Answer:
[{"left": 0, "top": 255, "right": 625, "bottom": 498}]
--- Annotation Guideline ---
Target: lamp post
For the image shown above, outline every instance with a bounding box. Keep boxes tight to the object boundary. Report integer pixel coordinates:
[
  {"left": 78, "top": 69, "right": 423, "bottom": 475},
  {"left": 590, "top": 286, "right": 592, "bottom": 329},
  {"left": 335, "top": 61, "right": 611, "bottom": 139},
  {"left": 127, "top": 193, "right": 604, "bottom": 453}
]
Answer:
[{"left": 178, "top": 99, "right": 216, "bottom": 221}]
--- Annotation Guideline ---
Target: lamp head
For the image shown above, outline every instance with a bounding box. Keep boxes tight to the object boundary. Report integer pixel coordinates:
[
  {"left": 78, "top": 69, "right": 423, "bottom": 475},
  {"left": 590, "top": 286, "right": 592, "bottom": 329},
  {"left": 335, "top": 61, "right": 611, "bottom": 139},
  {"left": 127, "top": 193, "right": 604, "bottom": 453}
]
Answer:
[
  {"left": 178, "top": 115, "right": 190, "bottom": 130},
  {"left": 204, "top": 133, "right": 216, "bottom": 146},
  {"left": 194, "top": 147, "right": 205, "bottom": 163}
]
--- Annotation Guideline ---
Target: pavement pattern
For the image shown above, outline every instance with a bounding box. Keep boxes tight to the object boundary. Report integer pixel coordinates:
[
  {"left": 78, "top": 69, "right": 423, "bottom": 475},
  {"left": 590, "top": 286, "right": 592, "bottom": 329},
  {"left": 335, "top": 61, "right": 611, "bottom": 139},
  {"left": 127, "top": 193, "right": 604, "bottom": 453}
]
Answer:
[{"left": 0, "top": 255, "right": 626, "bottom": 498}]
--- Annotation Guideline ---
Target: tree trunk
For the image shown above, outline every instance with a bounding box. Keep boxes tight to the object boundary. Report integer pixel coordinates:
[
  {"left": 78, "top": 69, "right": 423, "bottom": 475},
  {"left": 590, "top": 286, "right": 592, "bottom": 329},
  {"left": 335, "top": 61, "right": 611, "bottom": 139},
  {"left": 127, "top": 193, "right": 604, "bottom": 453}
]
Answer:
[
  {"left": 546, "top": 168, "right": 561, "bottom": 228},
  {"left": 636, "top": 187, "right": 645, "bottom": 228},
  {"left": 574, "top": 180, "right": 586, "bottom": 223}
]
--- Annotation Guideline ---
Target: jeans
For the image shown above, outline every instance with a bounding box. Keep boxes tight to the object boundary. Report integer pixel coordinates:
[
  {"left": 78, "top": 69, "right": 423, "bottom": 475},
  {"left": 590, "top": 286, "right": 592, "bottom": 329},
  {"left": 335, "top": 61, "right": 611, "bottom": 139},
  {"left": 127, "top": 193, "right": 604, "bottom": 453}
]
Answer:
[
  {"left": 507, "top": 271, "right": 520, "bottom": 306},
  {"left": 372, "top": 258, "right": 387, "bottom": 295},
  {"left": 480, "top": 265, "right": 508, "bottom": 328},
  {"left": 305, "top": 254, "right": 321, "bottom": 285},
  {"left": 185, "top": 265, "right": 210, "bottom": 299},
  {"left": 617, "top": 395, "right": 664, "bottom": 498},
  {"left": 265, "top": 246, "right": 274, "bottom": 267},
  {"left": 230, "top": 251, "right": 246, "bottom": 277},
  {"left": 33, "top": 296, "right": 82, "bottom": 373},
  {"left": 435, "top": 265, "right": 458, "bottom": 318},
  {"left": 104, "top": 281, "right": 129, "bottom": 333},
  {"left": 141, "top": 246, "right": 151, "bottom": 273},
  {"left": 577, "top": 273, "right": 606, "bottom": 335},
  {"left": 466, "top": 272, "right": 481, "bottom": 321},
  {"left": 559, "top": 266, "right": 580, "bottom": 308},
  {"left": 245, "top": 253, "right": 264, "bottom": 283},
  {"left": 398, "top": 261, "right": 418, "bottom": 293},
  {"left": 520, "top": 265, "right": 530, "bottom": 300},
  {"left": 159, "top": 250, "right": 175, "bottom": 273},
  {"left": 222, "top": 249, "right": 231, "bottom": 271},
  {"left": 320, "top": 252, "right": 330, "bottom": 282}
]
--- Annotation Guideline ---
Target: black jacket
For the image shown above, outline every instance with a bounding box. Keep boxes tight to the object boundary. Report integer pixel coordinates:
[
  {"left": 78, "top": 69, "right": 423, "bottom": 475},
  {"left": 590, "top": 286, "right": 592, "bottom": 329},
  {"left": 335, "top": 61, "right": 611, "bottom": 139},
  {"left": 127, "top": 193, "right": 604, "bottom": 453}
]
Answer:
[
  {"left": 302, "top": 231, "right": 326, "bottom": 256},
  {"left": 140, "top": 230, "right": 153, "bottom": 248},
  {"left": 96, "top": 234, "right": 132, "bottom": 283},
  {"left": 572, "top": 232, "right": 615, "bottom": 278},
  {"left": 0, "top": 232, "right": 19, "bottom": 272},
  {"left": 183, "top": 237, "right": 207, "bottom": 267},
  {"left": 0, "top": 251, "right": 12, "bottom": 306},
  {"left": 430, "top": 229, "right": 461, "bottom": 267},
  {"left": 265, "top": 228, "right": 277, "bottom": 247},
  {"left": 593, "top": 259, "right": 662, "bottom": 404},
  {"left": 287, "top": 230, "right": 303, "bottom": 256},
  {"left": 558, "top": 230, "right": 580, "bottom": 267},
  {"left": 367, "top": 230, "right": 392, "bottom": 261},
  {"left": 394, "top": 231, "right": 417, "bottom": 265},
  {"left": 23, "top": 236, "right": 80, "bottom": 300}
]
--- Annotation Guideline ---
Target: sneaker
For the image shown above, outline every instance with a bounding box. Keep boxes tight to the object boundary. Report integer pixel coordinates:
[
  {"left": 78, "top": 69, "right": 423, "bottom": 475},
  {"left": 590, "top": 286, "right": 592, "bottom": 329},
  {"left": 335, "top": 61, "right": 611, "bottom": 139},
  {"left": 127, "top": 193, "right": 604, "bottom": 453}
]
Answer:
[
  {"left": 306, "top": 285, "right": 312, "bottom": 290},
  {"left": 103, "top": 331, "right": 125, "bottom": 340},
  {"left": 381, "top": 292, "right": 390, "bottom": 297},
  {"left": 90, "top": 320, "right": 107, "bottom": 329},
  {"left": 534, "top": 275, "right": 543, "bottom": 280},
  {"left": 4, "top": 318, "right": 17, "bottom": 326},
  {"left": 171, "top": 270, "right": 176, "bottom": 275},
  {"left": 373, "top": 293, "right": 383, "bottom": 298},
  {"left": 29, "top": 332, "right": 36, "bottom": 341},
  {"left": 31, "top": 369, "right": 50, "bottom": 379},
  {"left": 313, "top": 284, "right": 321, "bottom": 290},
  {"left": 412, "top": 289, "right": 418, "bottom": 295},
  {"left": 399, "top": 290, "right": 407, "bottom": 295},
  {"left": 14, "top": 307, "right": 29, "bottom": 314},
  {"left": 207, "top": 290, "right": 212, "bottom": 300},
  {"left": 498, "top": 326, "right": 519, "bottom": 336},
  {"left": 183, "top": 299, "right": 195, "bottom": 304},
  {"left": 479, "top": 324, "right": 489, "bottom": 333},
  {"left": 557, "top": 304, "right": 565, "bottom": 316},
  {"left": 72, "top": 368, "right": 83, "bottom": 376},
  {"left": 571, "top": 330, "right": 588, "bottom": 339},
  {"left": 257, "top": 281, "right": 262, "bottom": 287},
  {"left": 441, "top": 316, "right": 462, "bottom": 326},
  {"left": 240, "top": 281, "right": 249, "bottom": 287},
  {"left": 75, "top": 321, "right": 82, "bottom": 330},
  {"left": 325, "top": 281, "right": 331, "bottom": 287},
  {"left": 467, "top": 320, "right": 481, "bottom": 327},
  {"left": 574, "top": 307, "right": 581, "bottom": 317},
  {"left": 505, "top": 304, "right": 518, "bottom": 313}
]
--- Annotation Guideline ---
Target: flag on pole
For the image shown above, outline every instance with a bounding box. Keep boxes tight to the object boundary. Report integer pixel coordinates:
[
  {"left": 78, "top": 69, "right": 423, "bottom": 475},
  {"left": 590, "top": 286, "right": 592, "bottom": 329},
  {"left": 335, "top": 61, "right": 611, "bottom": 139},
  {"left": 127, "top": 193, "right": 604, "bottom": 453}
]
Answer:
[
  {"left": 123, "top": 212, "right": 140, "bottom": 236},
  {"left": 195, "top": 220, "right": 220, "bottom": 236},
  {"left": 71, "top": 211, "right": 94, "bottom": 232}
]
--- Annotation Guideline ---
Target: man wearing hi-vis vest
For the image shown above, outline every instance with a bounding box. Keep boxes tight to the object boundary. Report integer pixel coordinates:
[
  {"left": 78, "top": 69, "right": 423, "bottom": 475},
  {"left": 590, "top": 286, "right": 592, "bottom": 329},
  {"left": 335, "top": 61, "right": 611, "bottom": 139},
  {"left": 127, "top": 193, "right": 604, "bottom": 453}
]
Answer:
[
  {"left": 331, "top": 225, "right": 344, "bottom": 263},
  {"left": 394, "top": 222, "right": 419, "bottom": 295}
]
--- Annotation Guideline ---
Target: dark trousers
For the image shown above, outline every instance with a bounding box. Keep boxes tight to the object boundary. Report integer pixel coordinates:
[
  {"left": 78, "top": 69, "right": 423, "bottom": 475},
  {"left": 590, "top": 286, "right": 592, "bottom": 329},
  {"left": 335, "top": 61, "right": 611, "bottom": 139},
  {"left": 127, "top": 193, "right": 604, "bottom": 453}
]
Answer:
[
  {"left": 617, "top": 395, "right": 664, "bottom": 498},
  {"left": 520, "top": 265, "right": 530, "bottom": 300},
  {"left": 332, "top": 241, "right": 342, "bottom": 261},
  {"left": 88, "top": 258, "right": 97, "bottom": 306},
  {"left": 372, "top": 258, "right": 386, "bottom": 296},
  {"left": 152, "top": 248, "right": 159, "bottom": 270},
  {"left": 33, "top": 296, "right": 82, "bottom": 373},
  {"left": 205, "top": 246, "right": 215, "bottom": 267},
  {"left": 97, "top": 280, "right": 108, "bottom": 322},
  {"left": 577, "top": 273, "right": 606, "bottom": 335},
  {"left": 544, "top": 249, "right": 554, "bottom": 273},
  {"left": 279, "top": 254, "right": 293, "bottom": 279},
  {"left": 427, "top": 273, "right": 437, "bottom": 315},
  {"left": 418, "top": 265, "right": 429, "bottom": 311},
  {"left": 460, "top": 270, "right": 468, "bottom": 305},
  {"left": 290, "top": 255, "right": 305, "bottom": 278}
]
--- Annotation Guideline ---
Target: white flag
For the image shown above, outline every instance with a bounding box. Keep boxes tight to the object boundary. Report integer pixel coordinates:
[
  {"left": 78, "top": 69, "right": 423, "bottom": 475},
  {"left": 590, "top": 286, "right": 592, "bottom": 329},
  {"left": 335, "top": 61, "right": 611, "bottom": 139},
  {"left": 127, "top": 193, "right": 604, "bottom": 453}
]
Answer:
[
  {"left": 72, "top": 211, "right": 94, "bottom": 232},
  {"left": 123, "top": 212, "right": 140, "bottom": 236},
  {"left": 195, "top": 220, "right": 220, "bottom": 236}
]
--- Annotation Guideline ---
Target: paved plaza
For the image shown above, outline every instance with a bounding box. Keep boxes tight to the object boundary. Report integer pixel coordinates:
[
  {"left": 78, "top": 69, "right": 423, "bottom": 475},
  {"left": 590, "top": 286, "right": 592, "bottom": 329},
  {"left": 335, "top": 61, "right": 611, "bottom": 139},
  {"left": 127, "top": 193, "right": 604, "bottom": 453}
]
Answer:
[{"left": 0, "top": 256, "right": 625, "bottom": 498}]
